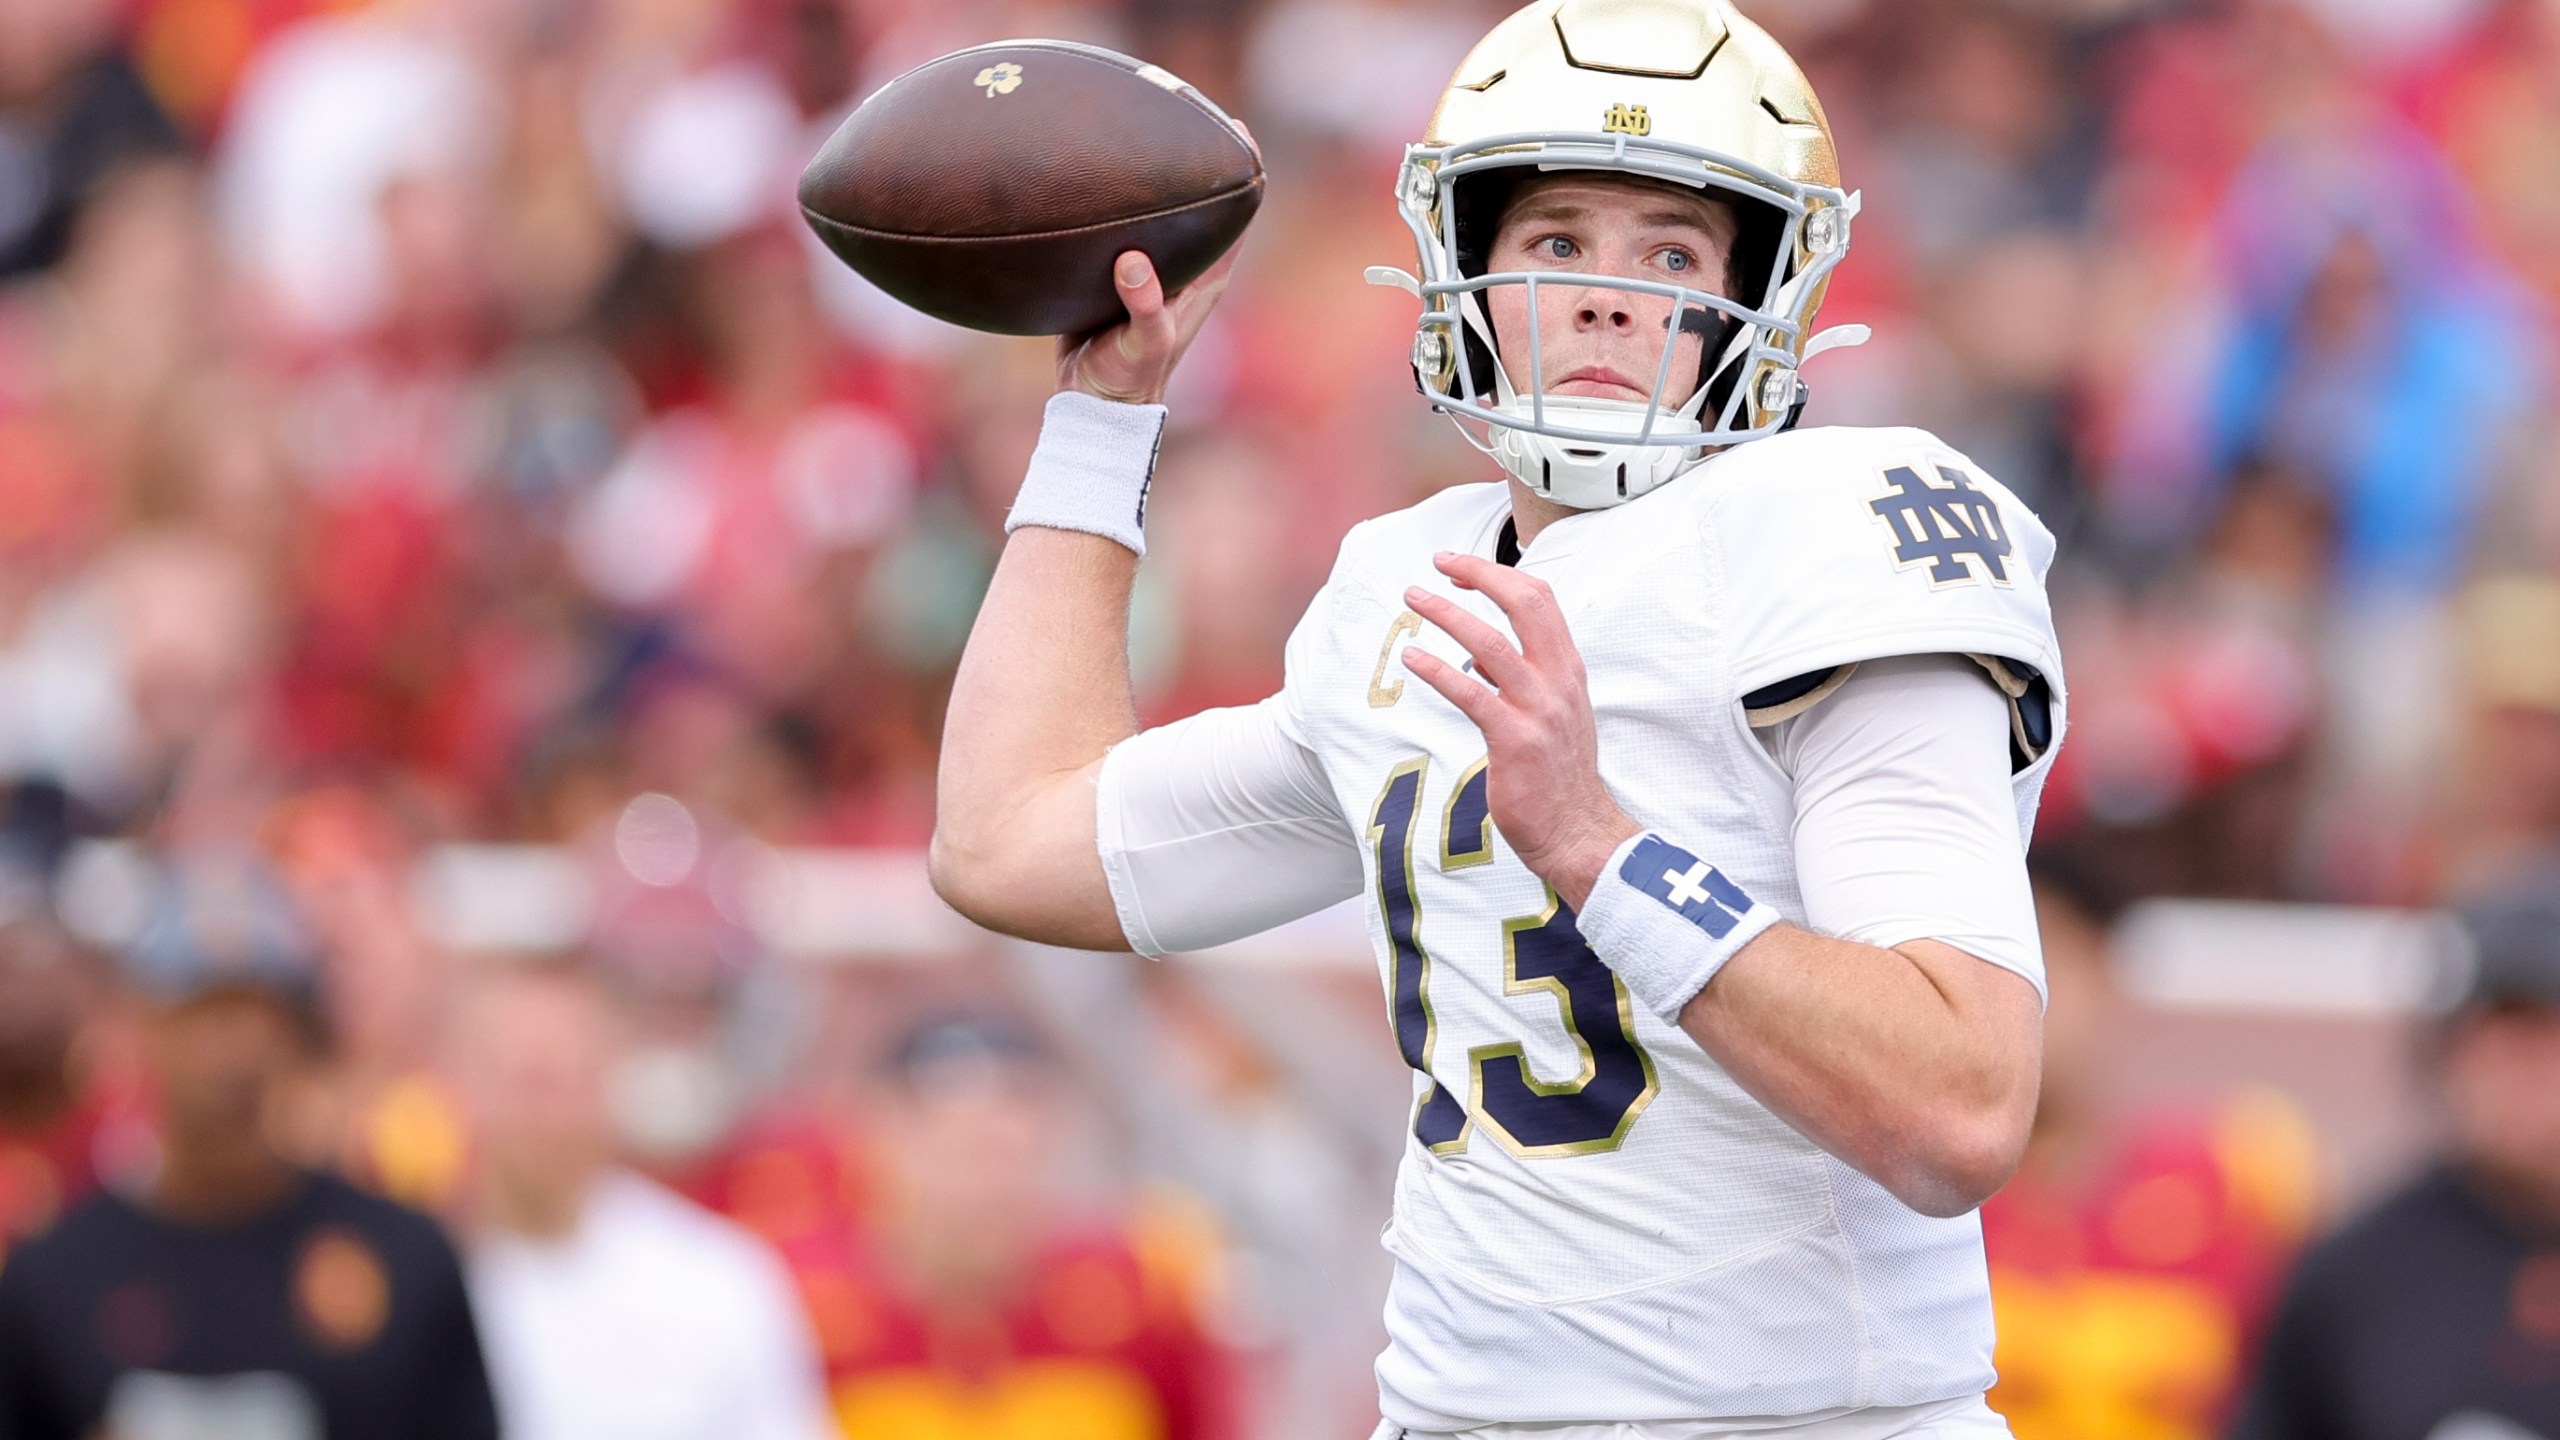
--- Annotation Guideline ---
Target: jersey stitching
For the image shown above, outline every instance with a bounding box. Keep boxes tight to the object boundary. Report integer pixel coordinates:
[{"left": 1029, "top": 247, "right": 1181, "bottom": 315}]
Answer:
[{"left": 1807, "top": 1155, "right": 1882, "bottom": 1406}]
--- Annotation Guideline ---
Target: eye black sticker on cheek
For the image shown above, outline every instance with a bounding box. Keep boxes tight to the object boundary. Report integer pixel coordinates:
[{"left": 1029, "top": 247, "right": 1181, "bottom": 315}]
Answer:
[{"left": 1671, "top": 305, "right": 1719, "bottom": 336}]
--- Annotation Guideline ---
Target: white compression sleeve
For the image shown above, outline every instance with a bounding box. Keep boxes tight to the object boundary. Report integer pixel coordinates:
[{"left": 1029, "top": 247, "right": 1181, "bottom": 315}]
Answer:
[
  {"left": 1759, "top": 652, "right": 2045, "bottom": 1001},
  {"left": 1005, "top": 391, "right": 1168, "bottom": 555},
  {"left": 1095, "top": 696, "right": 1364, "bottom": 957}
]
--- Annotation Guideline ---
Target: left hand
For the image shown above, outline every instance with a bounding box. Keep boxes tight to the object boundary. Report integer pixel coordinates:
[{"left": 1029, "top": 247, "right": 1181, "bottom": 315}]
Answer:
[{"left": 1402, "top": 551, "right": 1639, "bottom": 910}]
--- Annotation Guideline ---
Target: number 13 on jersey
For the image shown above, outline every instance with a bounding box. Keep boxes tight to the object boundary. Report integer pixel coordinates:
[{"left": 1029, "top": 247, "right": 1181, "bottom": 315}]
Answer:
[{"left": 1368, "top": 758, "right": 1659, "bottom": 1160}]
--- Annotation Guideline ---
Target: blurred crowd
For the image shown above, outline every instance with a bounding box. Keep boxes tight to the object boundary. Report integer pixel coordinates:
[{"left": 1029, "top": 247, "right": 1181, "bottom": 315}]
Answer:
[{"left": 1, "top": 0, "right": 2559, "bottom": 1433}]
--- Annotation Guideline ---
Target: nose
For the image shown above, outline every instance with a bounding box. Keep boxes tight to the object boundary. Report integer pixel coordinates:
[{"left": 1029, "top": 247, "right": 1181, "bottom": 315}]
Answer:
[{"left": 1570, "top": 288, "right": 1635, "bottom": 332}]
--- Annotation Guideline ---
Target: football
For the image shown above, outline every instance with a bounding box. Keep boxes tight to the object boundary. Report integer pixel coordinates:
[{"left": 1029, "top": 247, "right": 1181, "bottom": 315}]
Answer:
[{"left": 798, "top": 41, "right": 1263, "bottom": 336}]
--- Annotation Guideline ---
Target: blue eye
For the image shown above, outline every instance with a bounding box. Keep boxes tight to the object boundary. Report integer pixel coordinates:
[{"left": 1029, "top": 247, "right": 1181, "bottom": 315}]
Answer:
[
  {"left": 1662, "top": 249, "right": 1694, "bottom": 272},
  {"left": 1541, "top": 236, "right": 1575, "bottom": 261}
]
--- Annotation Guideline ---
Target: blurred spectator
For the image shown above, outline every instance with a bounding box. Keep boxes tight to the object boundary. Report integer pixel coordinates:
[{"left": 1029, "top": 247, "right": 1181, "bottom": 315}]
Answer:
[
  {"left": 1240, "top": 0, "right": 1479, "bottom": 157},
  {"left": 211, "top": 1, "right": 499, "bottom": 341},
  {"left": 575, "top": 789, "right": 819, "bottom": 1171},
  {"left": 456, "top": 963, "right": 833, "bottom": 1440},
  {"left": 610, "top": 63, "right": 804, "bottom": 254},
  {"left": 826, "top": 1011, "right": 1238, "bottom": 1440},
  {"left": 0, "top": 852, "right": 498, "bottom": 1440},
  {"left": 0, "top": 0, "right": 182, "bottom": 279},
  {"left": 4, "top": 0, "right": 2560, "bottom": 1430},
  {"left": 2230, "top": 874, "right": 2560, "bottom": 1439},
  {"left": 2036, "top": 466, "right": 2328, "bottom": 896},
  {"left": 2440, "top": 576, "right": 2560, "bottom": 897},
  {"left": 0, "top": 919, "right": 130, "bottom": 1268},
  {"left": 2093, "top": 113, "right": 2546, "bottom": 901},
  {"left": 2401, "top": 0, "right": 2560, "bottom": 309},
  {"left": 262, "top": 789, "right": 473, "bottom": 1213},
  {"left": 2112, "top": 121, "right": 2541, "bottom": 593},
  {"left": 567, "top": 230, "right": 923, "bottom": 707},
  {"left": 1984, "top": 868, "right": 2318, "bottom": 1440}
]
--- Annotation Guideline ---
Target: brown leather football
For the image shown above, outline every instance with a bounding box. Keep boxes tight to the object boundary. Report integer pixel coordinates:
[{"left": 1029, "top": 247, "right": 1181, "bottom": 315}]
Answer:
[{"left": 798, "top": 41, "right": 1262, "bottom": 336}]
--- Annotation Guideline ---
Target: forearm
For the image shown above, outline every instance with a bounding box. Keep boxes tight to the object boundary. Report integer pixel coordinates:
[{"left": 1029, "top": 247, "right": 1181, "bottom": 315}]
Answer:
[
  {"left": 940, "top": 528, "right": 1142, "bottom": 809},
  {"left": 931, "top": 528, "right": 1138, "bottom": 936},
  {"left": 932, "top": 244, "right": 1244, "bottom": 946},
  {"left": 1556, "top": 818, "right": 2038, "bottom": 1215},
  {"left": 1676, "top": 928, "right": 2040, "bottom": 1216},
  {"left": 931, "top": 395, "right": 1163, "bottom": 947},
  {"left": 1550, "top": 657, "right": 2048, "bottom": 1211}
]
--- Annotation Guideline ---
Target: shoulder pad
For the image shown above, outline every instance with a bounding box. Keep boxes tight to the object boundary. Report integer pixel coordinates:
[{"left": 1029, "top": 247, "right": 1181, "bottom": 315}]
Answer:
[{"left": 1701, "top": 426, "right": 2063, "bottom": 699}]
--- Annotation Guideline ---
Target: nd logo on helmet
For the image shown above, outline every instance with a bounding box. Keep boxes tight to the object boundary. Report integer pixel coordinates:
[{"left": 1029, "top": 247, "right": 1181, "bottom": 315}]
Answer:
[{"left": 1602, "top": 103, "right": 1651, "bottom": 136}]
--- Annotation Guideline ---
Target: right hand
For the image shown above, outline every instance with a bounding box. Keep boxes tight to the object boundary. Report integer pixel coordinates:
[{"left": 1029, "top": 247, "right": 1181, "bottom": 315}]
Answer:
[{"left": 1056, "top": 246, "right": 1239, "bottom": 405}]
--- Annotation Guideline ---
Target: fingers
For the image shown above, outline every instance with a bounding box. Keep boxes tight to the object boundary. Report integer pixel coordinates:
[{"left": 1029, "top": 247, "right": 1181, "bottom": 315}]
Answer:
[
  {"left": 1060, "top": 246, "right": 1237, "bottom": 402},
  {"left": 1116, "top": 251, "right": 1166, "bottom": 318},
  {"left": 1403, "top": 584, "right": 1528, "bottom": 691},
  {"left": 1114, "top": 252, "right": 1174, "bottom": 363},
  {"left": 1432, "top": 553, "right": 1578, "bottom": 671},
  {"left": 1401, "top": 648, "right": 1500, "bottom": 730}
]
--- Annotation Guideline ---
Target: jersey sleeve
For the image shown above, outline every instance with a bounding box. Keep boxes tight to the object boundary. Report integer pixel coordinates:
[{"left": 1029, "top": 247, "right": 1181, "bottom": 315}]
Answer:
[
  {"left": 1758, "top": 655, "right": 2045, "bottom": 1001},
  {"left": 1711, "top": 428, "right": 2065, "bottom": 715},
  {"left": 1095, "top": 694, "right": 1362, "bottom": 958}
]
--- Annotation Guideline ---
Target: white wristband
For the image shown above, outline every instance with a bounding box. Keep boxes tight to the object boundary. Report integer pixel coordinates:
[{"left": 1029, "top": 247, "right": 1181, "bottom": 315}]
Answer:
[
  {"left": 1006, "top": 391, "right": 1169, "bottom": 555},
  {"left": 1577, "top": 832, "right": 1783, "bottom": 1021}
]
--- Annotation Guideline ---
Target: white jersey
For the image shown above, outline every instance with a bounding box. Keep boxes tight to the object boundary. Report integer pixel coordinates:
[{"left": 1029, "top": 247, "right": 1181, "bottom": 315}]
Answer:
[{"left": 1103, "top": 424, "right": 2065, "bottom": 1427}]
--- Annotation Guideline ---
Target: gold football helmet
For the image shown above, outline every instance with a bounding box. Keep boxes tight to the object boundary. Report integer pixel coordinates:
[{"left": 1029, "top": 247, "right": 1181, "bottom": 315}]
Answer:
[{"left": 1369, "top": 0, "right": 1868, "bottom": 507}]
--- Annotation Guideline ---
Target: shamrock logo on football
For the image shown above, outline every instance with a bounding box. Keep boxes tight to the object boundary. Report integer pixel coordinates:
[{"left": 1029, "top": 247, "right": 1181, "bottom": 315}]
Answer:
[{"left": 974, "top": 62, "right": 1024, "bottom": 97}]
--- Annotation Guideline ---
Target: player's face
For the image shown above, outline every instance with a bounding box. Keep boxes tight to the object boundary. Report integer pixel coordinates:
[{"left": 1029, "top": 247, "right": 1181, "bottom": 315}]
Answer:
[{"left": 1483, "top": 175, "right": 1737, "bottom": 407}]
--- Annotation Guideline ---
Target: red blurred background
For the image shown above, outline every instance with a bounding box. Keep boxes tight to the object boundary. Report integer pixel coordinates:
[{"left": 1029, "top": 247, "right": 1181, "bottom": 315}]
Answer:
[{"left": 2, "top": 0, "right": 2558, "bottom": 1435}]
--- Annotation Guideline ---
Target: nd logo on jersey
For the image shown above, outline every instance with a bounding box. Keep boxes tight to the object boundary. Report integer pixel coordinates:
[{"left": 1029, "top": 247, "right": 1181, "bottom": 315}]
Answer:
[{"left": 1869, "top": 464, "right": 2013, "bottom": 586}]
